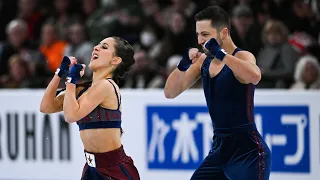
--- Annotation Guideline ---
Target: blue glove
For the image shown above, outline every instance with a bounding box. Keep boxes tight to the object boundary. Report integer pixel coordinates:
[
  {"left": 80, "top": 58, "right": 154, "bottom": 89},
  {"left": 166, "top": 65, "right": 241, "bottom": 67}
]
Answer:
[
  {"left": 66, "top": 64, "right": 83, "bottom": 84},
  {"left": 55, "top": 56, "right": 71, "bottom": 78},
  {"left": 177, "top": 49, "right": 192, "bottom": 71},
  {"left": 204, "top": 38, "right": 227, "bottom": 61}
]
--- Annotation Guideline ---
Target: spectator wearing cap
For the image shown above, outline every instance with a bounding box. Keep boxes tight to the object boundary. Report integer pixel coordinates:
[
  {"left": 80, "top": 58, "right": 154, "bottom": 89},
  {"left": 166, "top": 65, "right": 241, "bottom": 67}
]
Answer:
[{"left": 230, "top": 4, "right": 262, "bottom": 56}]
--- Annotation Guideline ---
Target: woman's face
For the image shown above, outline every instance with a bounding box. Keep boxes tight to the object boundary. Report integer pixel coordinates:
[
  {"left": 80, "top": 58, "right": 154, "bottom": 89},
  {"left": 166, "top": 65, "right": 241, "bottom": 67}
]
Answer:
[
  {"left": 170, "top": 12, "right": 186, "bottom": 34},
  {"left": 89, "top": 37, "right": 120, "bottom": 71},
  {"left": 302, "top": 62, "right": 318, "bottom": 84},
  {"left": 69, "top": 23, "right": 85, "bottom": 45},
  {"left": 267, "top": 31, "right": 282, "bottom": 46},
  {"left": 10, "top": 62, "right": 26, "bottom": 82}
]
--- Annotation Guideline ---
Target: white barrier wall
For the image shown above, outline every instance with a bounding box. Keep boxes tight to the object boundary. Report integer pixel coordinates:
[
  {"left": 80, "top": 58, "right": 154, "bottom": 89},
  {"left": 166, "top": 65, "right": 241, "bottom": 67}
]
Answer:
[{"left": 0, "top": 89, "right": 319, "bottom": 180}]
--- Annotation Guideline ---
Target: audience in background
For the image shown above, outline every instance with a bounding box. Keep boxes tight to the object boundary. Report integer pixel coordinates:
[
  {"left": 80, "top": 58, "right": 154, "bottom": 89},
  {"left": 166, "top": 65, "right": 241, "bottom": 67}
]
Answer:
[
  {"left": 231, "top": 4, "right": 262, "bottom": 56},
  {"left": 0, "top": 0, "right": 318, "bottom": 90},
  {"left": 64, "top": 21, "right": 93, "bottom": 78},
  {"left": 39, "top": 22, "right": 67, "bottom": 73},
  {"left": 0, "top": 19, "right": 38, "bottom": 76},
  {"left": 257, "top": 19, "right": 299, "bottom": 88},
  {"left": 0, "top": 55, "right": 32, "bottom": 88},
  {"left": 291, "top": 55, "right": 320, "bottom": 90}
]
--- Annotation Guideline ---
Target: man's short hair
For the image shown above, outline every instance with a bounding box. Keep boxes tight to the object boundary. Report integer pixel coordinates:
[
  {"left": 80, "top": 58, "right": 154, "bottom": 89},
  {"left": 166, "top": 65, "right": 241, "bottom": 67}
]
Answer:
[{"left": 195, "top": 6, "right": 231, "bottom": 31}]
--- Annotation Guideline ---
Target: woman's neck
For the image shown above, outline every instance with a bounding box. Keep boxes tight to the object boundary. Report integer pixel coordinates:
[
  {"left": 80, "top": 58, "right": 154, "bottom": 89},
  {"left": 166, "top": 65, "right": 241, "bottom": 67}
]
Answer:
[{"left": 92, "top": 72, "right": 112, "bottom": 84}]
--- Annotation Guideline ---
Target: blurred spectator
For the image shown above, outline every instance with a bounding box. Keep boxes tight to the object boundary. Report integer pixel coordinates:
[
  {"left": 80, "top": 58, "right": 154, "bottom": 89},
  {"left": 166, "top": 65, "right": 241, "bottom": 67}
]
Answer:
[
  {"left": 166, "top": 0, "right": 198, "bottom": 18},
  {"left": 161, "top": 0, "right": 200, "bottom": 28},
  {"left": 147, "top": 54, "right": 182, "bottom": 88},
  {"left": 64, "top": 21, "right": 94, "bottom": 77},
  {"left": 0, "top": 55, "right": 32, "bottom": 88},
  {"left": 0, "top": 0, "right": 318, "bottom": 89},
  {"left": 39, "top": 22, "right": 67, "bottom": 72},
  {"left": 305, "top": 43, "right": 320, "bottom": 62},
  {"left": 139, "top": 23, "right": 159, "bottom": 50},
  {"left": 274, "top": 0, "right": 320, "bottom": 39},
  {"left": 85, "top": 0, "right": 142, "bottom": 45},
  {"left": 124, "top": 50, "right": 160, "bottom": 88},
  {"left": 82, "top": 0, "right": 99, "bottom": 21},
  {"left": 51, "top": 0, "right": 80, "bottom": 40},
  {"left": 37, "top": 0, "right": 52, "bottom": 15},
  {"left": 288, "top": 32, "right": 316, "bottom": 55},
  {"left": 85, "top": 0, "right": 122, "bottom": 45},
  {"left": 114, "top": 0, "right": 143, "bottom": 44},
  {"left": 166, "top": 55, "right": 182, "bottom": 77},
  {"left": 254, "top": 1, "right": 271, "bottom": 27},
  {"left": 310, "top": 0, "right": 320, "bottom": 19},
  {"left": 0, "top": 1, "right": 18, "bottom": 41},
  {"left": 230, "top": 4, "right": 262, "bottom": 56},
  {"left": 139, "top": 0, "right": 166, "bottom": 29},
  {"left": 257, "top": 19, "right": 298, "bottom": 89},
  {"left": 17, "top": 0, "right": 47, "bottom": 40},
  {"left": 291, "top": 55, "right": 320, "bottom": 90},
  {"left": 157, "top": 11, "right": 196, "bottom": 67},
  {"left": 0, "top": 19, "right": 38, "bottom": 76}
]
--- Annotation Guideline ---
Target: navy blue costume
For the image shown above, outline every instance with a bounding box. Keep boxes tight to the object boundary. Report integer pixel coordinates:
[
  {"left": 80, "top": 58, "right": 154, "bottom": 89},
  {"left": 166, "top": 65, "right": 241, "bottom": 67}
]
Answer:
[{"left": 190, "top": 48, "right": 271, "bottom": 180}]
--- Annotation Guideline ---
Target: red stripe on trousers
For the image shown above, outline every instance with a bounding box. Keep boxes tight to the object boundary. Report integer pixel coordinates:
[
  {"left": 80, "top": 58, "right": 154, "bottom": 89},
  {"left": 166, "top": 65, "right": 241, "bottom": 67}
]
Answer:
[{"left": 252, "top": 131, "right": 264, "bottom": 180}]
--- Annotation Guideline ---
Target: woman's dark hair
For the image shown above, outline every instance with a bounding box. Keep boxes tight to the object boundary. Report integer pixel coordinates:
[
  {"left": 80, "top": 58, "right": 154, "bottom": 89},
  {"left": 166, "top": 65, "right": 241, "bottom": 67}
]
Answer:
[
  {"left": 111, "top": 36, "right": 135, "bottom": 84},
  {"left": 56, "top": 37, "right": 134, "bottom": 136}
]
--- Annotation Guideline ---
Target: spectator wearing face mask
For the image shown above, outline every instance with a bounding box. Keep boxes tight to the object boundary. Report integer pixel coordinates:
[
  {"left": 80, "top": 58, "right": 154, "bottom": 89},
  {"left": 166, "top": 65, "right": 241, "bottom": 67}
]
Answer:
[
  {"left": 139, "top": 24, "right": 159, "bottom": 50},
  {"left": 138, "top": 21, "right": 167, "bottom": 67},
  {"left": 291, "top": 55, "right": 320, "bottom": 90}
]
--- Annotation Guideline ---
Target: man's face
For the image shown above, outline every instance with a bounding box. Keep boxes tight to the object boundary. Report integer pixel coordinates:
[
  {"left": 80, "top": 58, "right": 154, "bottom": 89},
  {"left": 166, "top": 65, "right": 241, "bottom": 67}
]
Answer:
[
  {"left": 196, "top": 20, "right": 223, "bottom": 50},
  {"left": 8, "top": 25, "right": 27, "bottom": 48}
]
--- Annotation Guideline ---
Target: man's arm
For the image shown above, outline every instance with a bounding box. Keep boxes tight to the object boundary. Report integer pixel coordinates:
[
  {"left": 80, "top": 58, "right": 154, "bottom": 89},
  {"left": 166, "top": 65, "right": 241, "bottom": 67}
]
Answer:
[
  {"left": 164, "top": 50, "right": 205, "bottom": 99},
  {"left": 223, "top": 51, "right": 261, "bottom": 85},
  {"left": 164, "top": 63, "right": 201, "bottom": 99},
  {"left": 205, "top": 38, "right": 261, "bottom": 85}
]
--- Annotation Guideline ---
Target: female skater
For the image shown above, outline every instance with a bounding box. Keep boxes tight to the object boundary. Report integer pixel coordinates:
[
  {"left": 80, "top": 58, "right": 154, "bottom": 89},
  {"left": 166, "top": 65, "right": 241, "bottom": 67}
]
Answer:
[{"left": 40, "top": 36, "right": 140, "bottom": 180}]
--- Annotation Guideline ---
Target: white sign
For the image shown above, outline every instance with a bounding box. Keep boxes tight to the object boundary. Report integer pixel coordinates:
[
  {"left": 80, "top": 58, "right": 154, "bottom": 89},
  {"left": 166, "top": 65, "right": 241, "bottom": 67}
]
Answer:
[{"left": 0, "top": 89, "right": 318, "bottom": 180}]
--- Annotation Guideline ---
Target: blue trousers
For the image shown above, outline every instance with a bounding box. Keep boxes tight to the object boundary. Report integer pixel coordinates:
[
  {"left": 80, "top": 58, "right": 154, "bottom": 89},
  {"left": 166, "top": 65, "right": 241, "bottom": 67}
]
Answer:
[{"left": 191, "top": 129, "right": 271, "bottom": 180}]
